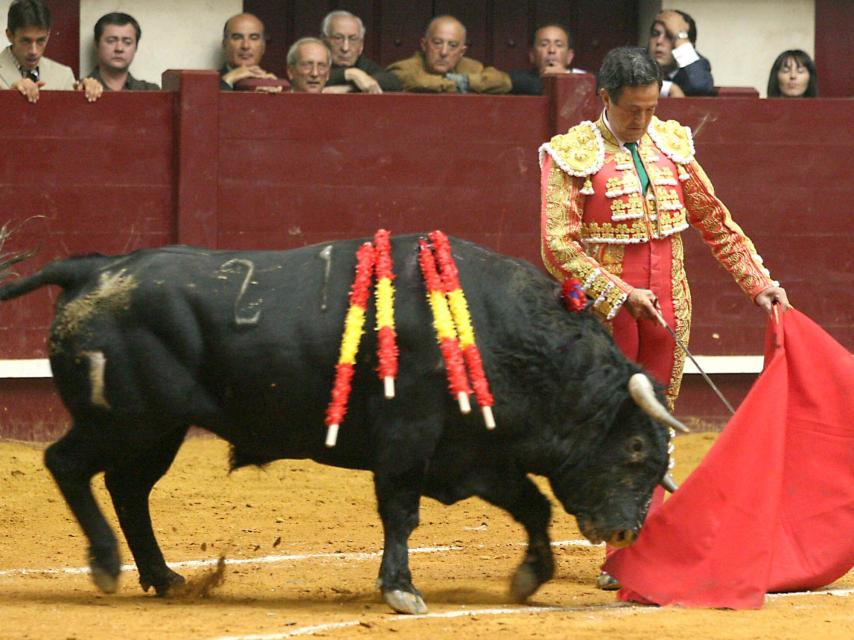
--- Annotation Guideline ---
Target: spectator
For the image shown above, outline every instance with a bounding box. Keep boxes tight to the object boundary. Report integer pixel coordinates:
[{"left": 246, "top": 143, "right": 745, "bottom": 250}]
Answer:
[
  {"left": 387, "top": 15, "right": 511, "bottom": 93},
  {"left": 220, "top": 13, "right": 280, "bottom": 91},
  {"left": 767, "top": 49, "right": 817, "bottom": 98},
  {"left": 510, "top": 23, "right": 587, "bottom": 95},
  {"left": 0, "top": 0, "right": 100, "bottom": 102},
  {"left": 87, "top": 13, "right": 158, "bottom": 91},
  {"left": 287, "top": 38, "right": 330, "bottom": 94},
  {"left": 321, "top": 10, "right": 400, "bottom": 94},
  {"left": 647, "top": 9, "right": 713, "bottom": 97}
]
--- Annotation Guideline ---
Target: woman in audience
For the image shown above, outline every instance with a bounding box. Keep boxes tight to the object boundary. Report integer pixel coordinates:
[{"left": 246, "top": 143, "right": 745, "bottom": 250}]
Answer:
[{"left": 767, "top": 50, "right": 818, "bottom": 97}]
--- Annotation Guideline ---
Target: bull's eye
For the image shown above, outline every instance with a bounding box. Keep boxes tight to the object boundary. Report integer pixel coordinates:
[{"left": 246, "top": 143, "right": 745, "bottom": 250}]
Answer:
[{"left": 626, "top": 435, "right": 646, "bottom": 461}]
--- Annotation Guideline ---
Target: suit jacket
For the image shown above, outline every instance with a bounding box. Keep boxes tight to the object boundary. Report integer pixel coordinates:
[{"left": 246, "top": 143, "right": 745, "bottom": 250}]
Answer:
[
  {"left": 387, "top": 52, "right": 511, "bottom": 93},
  {"left": 671, "top": 54, "right": 714, "bottom": 96},
  {"left": 0, "top": 46, "right": 75, "bottom": 90},
  {"left": 328, "top": 56, "right": 401, "bottom": 92}
]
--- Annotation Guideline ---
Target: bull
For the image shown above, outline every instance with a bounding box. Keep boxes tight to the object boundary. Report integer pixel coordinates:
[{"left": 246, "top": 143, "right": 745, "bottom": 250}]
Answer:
[{"left": 0, "top": 234, "right": 685, "bottom": 614}]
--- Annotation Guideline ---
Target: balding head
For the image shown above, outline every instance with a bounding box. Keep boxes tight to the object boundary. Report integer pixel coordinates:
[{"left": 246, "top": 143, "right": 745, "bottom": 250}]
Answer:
[
  {"left": 222, "top": 13, "right": 266, "bottom": 68},
  {"left": 420, "top": 15, "right": 467, "bottom": 75}
]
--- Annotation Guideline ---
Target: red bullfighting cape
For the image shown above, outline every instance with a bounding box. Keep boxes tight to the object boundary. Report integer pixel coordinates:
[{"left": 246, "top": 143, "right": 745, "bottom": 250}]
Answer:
[{"left": 604, "top": 308, "right": 854, "bottom": 609}]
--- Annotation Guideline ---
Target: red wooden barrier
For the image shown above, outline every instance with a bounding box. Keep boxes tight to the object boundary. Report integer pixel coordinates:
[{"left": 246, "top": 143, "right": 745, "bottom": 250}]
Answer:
[{"left": 0, "top": 72, "right": 850, "bottom": 439}]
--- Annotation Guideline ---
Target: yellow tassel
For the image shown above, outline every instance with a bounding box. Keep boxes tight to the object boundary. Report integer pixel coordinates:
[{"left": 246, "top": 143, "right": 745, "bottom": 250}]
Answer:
[
  {"left": 375, "top": 277, "right": 395, "bottom": 329},
  {"left": 447, "top": 290, "right": 475, "bottom": 347},
  {"left": 581, "top": 177, "right": 594, "bottom": 195},
  {"left": 428, "top": 291, "right": 457, "bottom": 341},
  {"left": 339, "top": 306, "right": 366, "bottom": 364}
]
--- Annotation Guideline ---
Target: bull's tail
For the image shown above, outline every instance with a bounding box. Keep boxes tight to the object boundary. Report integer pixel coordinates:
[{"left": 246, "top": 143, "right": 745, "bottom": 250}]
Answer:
[{"left": 0, "top": 255, "right": 111, "bottom": 301}]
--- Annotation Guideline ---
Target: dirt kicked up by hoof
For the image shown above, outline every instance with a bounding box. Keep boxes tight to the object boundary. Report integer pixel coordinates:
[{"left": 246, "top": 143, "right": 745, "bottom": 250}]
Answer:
[
  {"left": 168, "top": 556, "right": 226, "bottom": 599},
  {"left": 383, "top": 590, "right": 428, "bottom": 615}
]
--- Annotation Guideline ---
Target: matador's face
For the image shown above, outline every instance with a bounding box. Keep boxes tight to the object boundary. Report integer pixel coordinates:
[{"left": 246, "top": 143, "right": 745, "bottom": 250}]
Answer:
[{"left": 601, "top": 83, "right": 659, "bottom": 143}]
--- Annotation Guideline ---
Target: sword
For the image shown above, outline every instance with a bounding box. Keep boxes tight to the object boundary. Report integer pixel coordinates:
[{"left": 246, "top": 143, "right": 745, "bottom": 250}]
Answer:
[{"left": 653, "top": 309, "right": 736, "bottom": 416}]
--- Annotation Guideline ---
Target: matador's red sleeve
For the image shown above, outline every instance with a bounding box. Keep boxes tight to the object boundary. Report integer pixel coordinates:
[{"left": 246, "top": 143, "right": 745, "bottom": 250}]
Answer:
[
  {"left": 540, "top": 154, "right": 632, "bottom": 320},
  {"left": 681, "top": 159, "right": 777, "bottom": 299}
]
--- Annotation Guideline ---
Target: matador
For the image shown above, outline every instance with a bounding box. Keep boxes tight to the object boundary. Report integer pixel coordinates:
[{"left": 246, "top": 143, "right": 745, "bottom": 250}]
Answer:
[
  {"left": 540, "top": 90, "right": 787, "bottom": 409},
  {"left": 539, "top": 47, "right": 790, "bottom": 590}
]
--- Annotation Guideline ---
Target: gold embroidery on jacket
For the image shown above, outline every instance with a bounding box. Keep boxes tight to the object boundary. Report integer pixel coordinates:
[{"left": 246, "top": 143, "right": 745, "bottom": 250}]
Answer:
[
  {"left": 610, "top": 193, "right": 646, "bottom": 220},
  {"left": 667, "top": 234, "right": 691, "bottom": 409},
  {"left": 650, "top": 165, "right": 678, "bottom": 186}
]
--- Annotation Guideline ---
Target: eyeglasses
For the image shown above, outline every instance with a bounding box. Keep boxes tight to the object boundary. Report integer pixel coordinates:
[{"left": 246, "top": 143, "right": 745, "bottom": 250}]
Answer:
[{"left": 329, "top": 34, "right": 362, "bottom": 45}]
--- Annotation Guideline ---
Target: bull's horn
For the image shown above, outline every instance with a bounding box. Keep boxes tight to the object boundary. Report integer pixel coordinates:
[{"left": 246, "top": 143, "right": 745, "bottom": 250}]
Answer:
[
  {"left": 661, "top": 473, "right": 679, "bottom": 493},
  {"left": 628, "top": 373, "right": 690, "bottom": 433}
]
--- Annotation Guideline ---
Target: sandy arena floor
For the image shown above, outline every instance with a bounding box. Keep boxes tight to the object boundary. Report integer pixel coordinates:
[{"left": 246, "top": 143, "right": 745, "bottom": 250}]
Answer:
[{"left": 0, "top": 432, "right": 851, "bottom": 640}]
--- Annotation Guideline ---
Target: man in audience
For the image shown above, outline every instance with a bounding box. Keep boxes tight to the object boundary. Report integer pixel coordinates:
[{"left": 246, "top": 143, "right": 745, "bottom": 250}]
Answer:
[
  {"left": 388, "top": 15, "right": 511, "bottom": 93},
  {"left": 287, "top": 37, "right": 330, "bottom": 94},
  {"left": 321, "top": 10, "right": 400, "bottom": 93},
  {"left": 87, "top": 12, "right": 158, "bottom": 91},
  {"left": 647, "top": 9, "right": 713, "bottom": 97},
  {"left": 0, "top": 0, "right": 101, "bottom": 102},
  {"left": 510, "top": 23, "right": 587, "bottom": 95},
  {"left": 219, "top": 12, "right": 280, "bottom": 91}
]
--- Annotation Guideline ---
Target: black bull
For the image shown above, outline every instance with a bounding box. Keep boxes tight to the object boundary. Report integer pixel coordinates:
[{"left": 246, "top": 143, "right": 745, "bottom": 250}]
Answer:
[{"left": 0, "top": 235, "right": 684, "bottom": 614}]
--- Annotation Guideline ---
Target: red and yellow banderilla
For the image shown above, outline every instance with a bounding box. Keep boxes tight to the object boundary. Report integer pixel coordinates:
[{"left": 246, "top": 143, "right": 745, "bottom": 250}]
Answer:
[
  {"left": 419, "top": 233, "right": 496, "bottom": 429},
  {"left": 373, "top": 229, "right": 398, "bottom": 399},
  {"left": 428, "top": 231, "right": 496, "bottom": 429},
  {"left": 325, "top": 242, "right": 375, "bottom": 447}
]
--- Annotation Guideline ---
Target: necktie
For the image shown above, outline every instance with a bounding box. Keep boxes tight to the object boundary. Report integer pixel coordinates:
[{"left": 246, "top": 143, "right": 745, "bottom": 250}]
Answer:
[
  {"left": 23, "top": 68, "right": 39, "bottom": 82},
  {"left": 625, "top": 142, "right": 649, "bottom": 195}
]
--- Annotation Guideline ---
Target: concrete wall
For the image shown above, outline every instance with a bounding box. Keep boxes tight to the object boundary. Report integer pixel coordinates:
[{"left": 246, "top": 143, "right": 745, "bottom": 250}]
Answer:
[
  {"left": 639, "top": 0, "right": 815, "bottom": 96},
  {"left": 77, "top": 0, "right": 242, "bottom": 86}
]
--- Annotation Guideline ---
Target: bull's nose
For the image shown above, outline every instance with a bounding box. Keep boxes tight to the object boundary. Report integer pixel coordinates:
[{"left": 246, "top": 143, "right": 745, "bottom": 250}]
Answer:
[{"left": 606, "top": 529, "right": 638, "bottom": 548}]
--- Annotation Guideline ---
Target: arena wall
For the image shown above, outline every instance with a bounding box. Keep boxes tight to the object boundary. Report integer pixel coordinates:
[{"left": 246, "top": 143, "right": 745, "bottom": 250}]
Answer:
[{"left": 0, "top": 72, "right": 850, "bottom": 439}]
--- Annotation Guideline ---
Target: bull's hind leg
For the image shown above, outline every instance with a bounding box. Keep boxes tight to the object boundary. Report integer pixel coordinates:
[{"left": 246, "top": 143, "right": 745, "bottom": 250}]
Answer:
[
  {"left": 477, "top": 473, "right": 554, "bottom": 603},
  {"left": 44, "top": 427, "right": 121, "bottom": 593},
  {"left": 374, "top": 465, "right": 428, "bottom": 615},
  {"left": 104, "top": 426, "right": 188, "bottom": 596}
]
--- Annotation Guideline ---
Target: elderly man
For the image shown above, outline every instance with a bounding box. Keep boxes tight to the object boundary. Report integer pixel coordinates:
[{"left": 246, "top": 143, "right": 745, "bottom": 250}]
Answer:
[
  {"left": 538, "top": 47, "right": 789, "bottom": 589},
  {"left": 510, "top": 23, "right": 587, "bottom": 95},
  {"left": 87, "top": 12, "right": 159, "bottom": 91},
  {"left": 286, "top": 37, "right": 330, "bottom": 94},
  {"left": 388, "top": 15, "right": 510, "bottom": 93},
  {"left": 0, "top": 0, "right": 100, "bottom": 102},
  {"left": 321, "top": 10, "right": 400, "bottom": 94},
  {"left": 219, "top": 12, "right": 280, "bottom": 91},
  {"left": 647, "top": 9, "right": 713, "bottom": 97}
]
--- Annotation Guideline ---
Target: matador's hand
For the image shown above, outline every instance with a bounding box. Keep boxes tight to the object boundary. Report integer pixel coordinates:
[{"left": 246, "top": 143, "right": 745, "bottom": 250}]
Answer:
[
  {"left": 754, "top": 286, "right": 791, "bottom": 314},
  {"left": 626, "top": 288, "right": 661, "bottom": 321}
]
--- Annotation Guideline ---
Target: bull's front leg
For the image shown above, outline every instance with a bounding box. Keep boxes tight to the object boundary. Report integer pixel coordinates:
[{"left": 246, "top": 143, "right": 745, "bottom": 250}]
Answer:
[
  {"left": 374, "top": 465, "right": 427, "bottom": 615},
  {"left": 478, "top": 473, "right": 554, "bottom": 602}
]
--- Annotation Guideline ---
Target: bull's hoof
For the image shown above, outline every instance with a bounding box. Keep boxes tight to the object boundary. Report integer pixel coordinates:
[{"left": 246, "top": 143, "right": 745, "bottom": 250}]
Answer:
[
  {"left": 510, "top": 563, "right": 543, "bottom": 602},
  {"left": 383, "top": 589, "right": 428, "bottom": 615},
  {"left": 90, "top": 562, "right": 120, "bottom": 594},
  {"left": 88, "top": 547, "right": 120, "bottom": 594},
  {"left": 142, "top": 569, "right": 186, "bottom": 597}
]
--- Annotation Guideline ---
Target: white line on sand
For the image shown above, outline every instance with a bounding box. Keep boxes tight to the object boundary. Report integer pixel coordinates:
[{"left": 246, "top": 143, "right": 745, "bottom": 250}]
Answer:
[
  {"left": 209, "top": 604, "right": 646, "bottom": 640},
  {"left": 2, "top": 538, "right": 849, "bottom": 640},
  {"left": 0, "top": 539, "right": 596, "bottom": 578},
  {"left": 208, "top": 590, "right": 854, "bottom": 640}
]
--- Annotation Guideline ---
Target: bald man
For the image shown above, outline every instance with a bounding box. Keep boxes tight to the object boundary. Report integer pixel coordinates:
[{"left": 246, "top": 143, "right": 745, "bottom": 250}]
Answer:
[
  {"left": 219, "top": 13, "right": 279, "bottom": 90},
  {"left": 387, "top": 15, "right": 510, "bottom": 93}
]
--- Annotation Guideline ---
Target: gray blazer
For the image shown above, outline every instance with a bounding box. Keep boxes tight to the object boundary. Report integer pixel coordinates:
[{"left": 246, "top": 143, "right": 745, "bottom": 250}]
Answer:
[{"left": 0, "top": 46, "right": 75, "bottom": 90}]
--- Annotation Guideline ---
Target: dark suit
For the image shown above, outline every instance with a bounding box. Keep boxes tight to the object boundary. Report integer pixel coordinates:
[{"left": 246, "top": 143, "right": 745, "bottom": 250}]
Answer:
[
  {"left": 328, "top": 56, "right": 401, "bottom": 92},
  {"left": 670, "top": 53, "right": 714, "bottom": 96}
]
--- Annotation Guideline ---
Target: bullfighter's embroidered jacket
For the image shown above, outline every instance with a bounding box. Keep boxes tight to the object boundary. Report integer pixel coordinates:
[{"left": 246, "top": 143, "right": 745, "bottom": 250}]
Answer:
[{"left": 540, "top": 115, "right": 776, "bottom": 322}]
